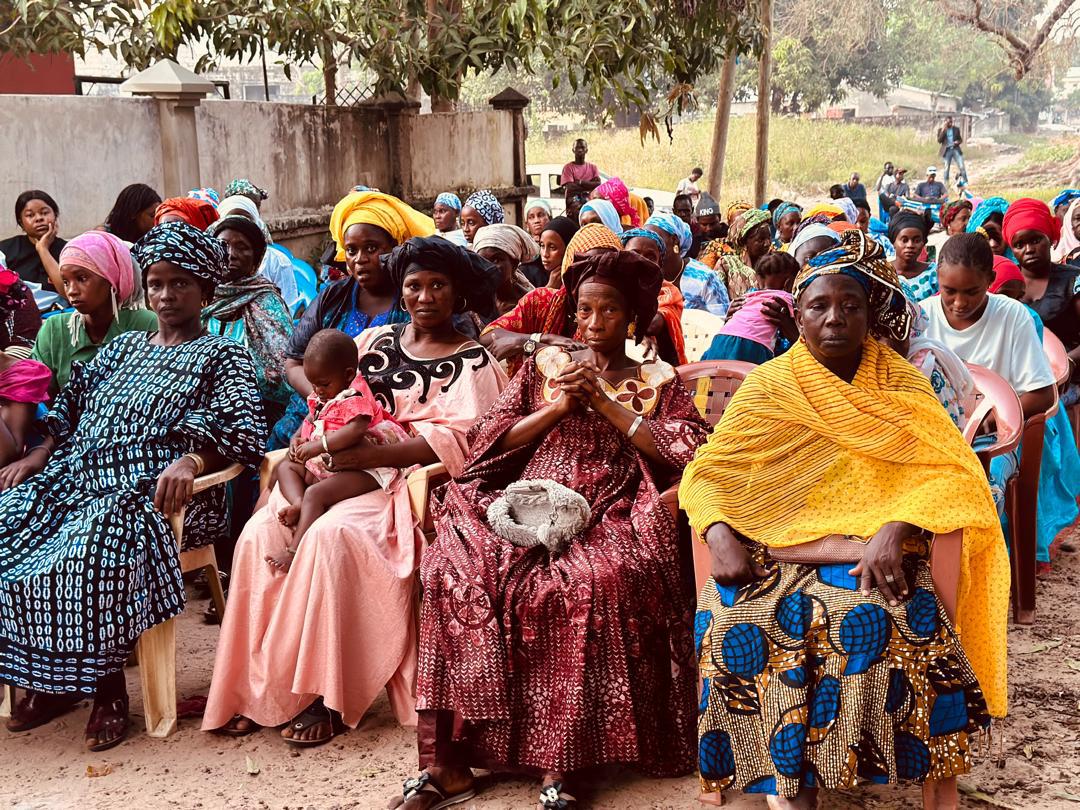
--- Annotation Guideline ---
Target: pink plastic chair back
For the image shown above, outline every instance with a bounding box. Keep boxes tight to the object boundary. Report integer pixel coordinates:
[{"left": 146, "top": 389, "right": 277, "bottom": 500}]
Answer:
[
  {"left": 1044, "top": 328, "right": 1070, "bottom": 388},
  {"left": 677, "top": 360, "right": 756, "bottom": 427},
  {"left": 961, "top": 364, "right": 1023, "bottom": 455}
]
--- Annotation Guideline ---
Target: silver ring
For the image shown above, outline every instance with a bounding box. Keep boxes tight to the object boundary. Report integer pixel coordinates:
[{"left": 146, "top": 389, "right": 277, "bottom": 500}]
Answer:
[{"left": 884, "top": 574, "right": 897, "bottom": 583}]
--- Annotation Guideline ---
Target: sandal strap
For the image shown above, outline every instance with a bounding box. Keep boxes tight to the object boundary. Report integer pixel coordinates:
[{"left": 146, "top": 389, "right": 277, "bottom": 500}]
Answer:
[
  {"left": 402, "top": 772, "right": 447, "bottom": 802},
  {"left": 539, "top": 781, "right": 576, "bottom": 809}
]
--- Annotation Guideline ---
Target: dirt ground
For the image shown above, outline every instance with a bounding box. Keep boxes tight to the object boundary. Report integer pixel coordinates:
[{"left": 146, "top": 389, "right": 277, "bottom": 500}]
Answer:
[{"left": 3, "top": 520, "right": 1079, "bottom": 810}]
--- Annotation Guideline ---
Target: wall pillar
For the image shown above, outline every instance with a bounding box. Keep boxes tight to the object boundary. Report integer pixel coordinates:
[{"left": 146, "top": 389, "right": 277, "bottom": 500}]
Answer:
[
  {"left": 363, "top": 93, "right": 421, "bottom": 200},
  {"left": 489, "top": 88, "right": 530, "bottom": 226}
]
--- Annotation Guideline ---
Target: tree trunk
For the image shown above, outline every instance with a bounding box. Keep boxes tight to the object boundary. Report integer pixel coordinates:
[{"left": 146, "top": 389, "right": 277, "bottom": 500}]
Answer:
[
  {"left": 427, "top": 0, "right": 460, "bottom": 111},
  {"left": 707, "top": 54, "right": 737, "bottom": 199},
  {"left": 321, "top": 41, "right": 337, "bottom": 106},
  {"left": 753, "top": 0, "right": 773, "bottom": 206}
]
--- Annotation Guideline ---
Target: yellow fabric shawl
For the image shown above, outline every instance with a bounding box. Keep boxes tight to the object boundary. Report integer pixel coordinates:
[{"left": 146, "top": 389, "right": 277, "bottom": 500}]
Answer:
[{"left": 679, "top": 337, "right": 1009, "bottom": 717}]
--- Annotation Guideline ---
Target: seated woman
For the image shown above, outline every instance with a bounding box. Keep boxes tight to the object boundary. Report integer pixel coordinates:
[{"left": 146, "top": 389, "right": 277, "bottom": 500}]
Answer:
[
  {"left": 593, "top": 176, "right": 642, "bottom": 227},
  {"left": 203, "top": 236, "right": 507, "bottom": 747},
  {"left": 0, "top": 190, "right": 66, "bottom": 312},
  {"left": 966, "top": 197, "right": 1010, "bottom": 257},
  {"left": 646, "top": 212, "right": 730, "bottom": 317},
  {"left": 267, "top": 191, "right": 434, "bottom": 449},
  {"left": 460, "top": 190, "right": 505, "bottom": 245},
  {"left": 577, "top": 198, "right": 623, "bottom": 234},
  {"left": 534, "top": 216, "right": 578, "bottom": 289},
  {"left": 773, "top": 202, "right": 802, "bottom": 248},
  {"left": 471, "top": 223, "right": 537, "bottom": 314},
  {"left": 0, "top": 351, "right": 49, "bottom": 467},
  {"left": 1053, "top": 197, "right": 1080, "bottom": 266},
  {"left": 889, "top": 210, "right": 938, "bottom": 304},
  {"left": 215, "top": 194, "right": 300, "bottom": 312},
  {"left": 700, "top": 208, "right": 773, "bottom": 300},
  {"left": 0, "top": 258, "right": 41, "bottom": 358},
  {"left": 681, "top": 230, "right": 1008, "bottom": 810},
  {"left": 28, "top": 231, "right": 156, "bottom": 397},
  {"left": 102, "top": 183, "right": 162, "bottom": 245},
  {"left": 432, "top": 192, "right": 467, "bottom": 247},
  {"left": 0, "top": 221, "right": 265, "bottom": 751},
  {"left": 394, "top": 250, "right": 708, "bottom": 810},
  {"left": 620, "top": 226, "right": 687, "bottom": 364},
  {"left": 154, "top": 196, "right": 220, "bottom": 230},
  {"left": 524, "top": 199, "right": 551, "bottom": 244}
]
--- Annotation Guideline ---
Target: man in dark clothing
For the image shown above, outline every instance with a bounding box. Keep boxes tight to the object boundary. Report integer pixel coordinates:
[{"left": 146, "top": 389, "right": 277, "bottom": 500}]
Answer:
[
  {"left": 843, "top": 172, "right": 867, "bottom": 204},
  {"left": 936, "top": 116, "right": 967, "bottom": 186},
  {"left": 880, "top": 167, "right": 910, "bottom": 215},
  {"left": 688, "top": 192, "right": 726, "bottom": 259},
  {"left": 913, "top": 167, "right": 946, "bottom": 204}
]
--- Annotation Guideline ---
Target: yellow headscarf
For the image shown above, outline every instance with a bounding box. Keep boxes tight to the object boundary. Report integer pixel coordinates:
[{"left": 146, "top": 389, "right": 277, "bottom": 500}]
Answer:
[
  {"left": 803, "top": 201, "right": 846, "bottom": 221},
  {"left": 329, "top": 191, "right": 435, "bottom": 262},
  {"left": 679, "top": 338, "right": 1010, "bottom": 717}
]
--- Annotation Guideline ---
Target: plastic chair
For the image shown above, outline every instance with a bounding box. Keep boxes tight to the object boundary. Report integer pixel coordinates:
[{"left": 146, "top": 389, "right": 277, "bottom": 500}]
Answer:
[
  {"left": 1043, "top": 329, "right": 1070, "bottom": 388},
  {"left": 676, "top": 360, "right": 756, "bottom": 426},
  {"left": 961, "top": 365, "right": 1024, "bottom": 456},
  {"left": 680, "top": 309, "right": 726, "bottom": 363}
]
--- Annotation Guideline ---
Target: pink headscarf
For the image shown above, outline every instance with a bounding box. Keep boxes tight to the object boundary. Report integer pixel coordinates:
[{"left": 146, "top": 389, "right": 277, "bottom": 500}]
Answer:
[
  {"left": 593, "top": 177, "right": 640, "bottom": 227},
  {"left": 59, "top": 231, "right": 137, "bottom": 305}
]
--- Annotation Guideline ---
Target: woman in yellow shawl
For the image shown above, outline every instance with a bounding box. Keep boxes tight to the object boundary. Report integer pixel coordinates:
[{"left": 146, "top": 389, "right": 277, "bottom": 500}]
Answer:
[{"left": 680, "top": 231, "right": 1008, "bottom": 810}]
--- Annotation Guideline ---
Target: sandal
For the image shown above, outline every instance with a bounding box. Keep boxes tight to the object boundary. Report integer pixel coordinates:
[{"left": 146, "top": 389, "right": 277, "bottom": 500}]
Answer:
[
  {"left": 6, "top": 690, "right": 83, "bottom": 733},
  {"left": 397, "top": 772, "right": 476, "bottom": 809},
  {"left": 282, "top": 700, "right": 344, "bottom": 748},
  {"left": 84, "top": 696, "right": 130, "bottom": 752},
  {"left": 539, "top": 781, "right": 577, "bottom": 810},
  {"left": 213, "top": 713, "right": 261, "bottom": 737}
]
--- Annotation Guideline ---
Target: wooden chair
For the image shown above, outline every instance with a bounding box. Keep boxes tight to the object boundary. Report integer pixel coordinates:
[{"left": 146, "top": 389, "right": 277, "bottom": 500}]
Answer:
[
  {"left": 138, "top": 462, "right": 243, "bottom": 737},
  {"left": 680, "top": 309, "right": 726, "bottom": 363}
]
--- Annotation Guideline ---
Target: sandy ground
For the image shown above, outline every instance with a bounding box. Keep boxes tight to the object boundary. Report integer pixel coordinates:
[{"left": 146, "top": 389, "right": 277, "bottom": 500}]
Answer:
[{"left": 3, "top": 520, "right": 1080, "bottom": 810}]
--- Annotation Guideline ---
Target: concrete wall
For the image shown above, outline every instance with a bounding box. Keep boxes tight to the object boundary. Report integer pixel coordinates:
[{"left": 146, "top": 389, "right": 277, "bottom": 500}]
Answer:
[
  {"left": 405, "top": 110, "right": 514, "bottom": 197},
  {"left": 0, "top": 95, "right": 165, "bottom": 236}
]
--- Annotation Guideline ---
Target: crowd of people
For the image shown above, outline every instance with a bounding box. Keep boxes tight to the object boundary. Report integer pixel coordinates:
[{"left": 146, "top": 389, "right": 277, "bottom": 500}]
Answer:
[{"left": 0, "top": 150, "right": 1077, "bottom": 810}]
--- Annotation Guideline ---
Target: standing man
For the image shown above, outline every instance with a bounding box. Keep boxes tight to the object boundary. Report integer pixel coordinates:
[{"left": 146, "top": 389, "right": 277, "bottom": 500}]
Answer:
[
  {"left": 559, "top": 138, "right": 602, "bottom": 198},
  {"left": 913, "top": 166, "right": 947, "bottom": 205},
  {"left": 675, "top": 167, "right": 704, "bottom": 207},
  {"left": 936, "top": 116, "right": 968, "bottom": 186},
  {"left": 844, "top": 172, "right": 867, "bottom": 204}
]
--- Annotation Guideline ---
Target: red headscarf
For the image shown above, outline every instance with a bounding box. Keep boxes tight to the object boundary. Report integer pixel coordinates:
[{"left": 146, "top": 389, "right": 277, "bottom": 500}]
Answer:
[
  {"left": 990, "top": 255, "right": 1024, "bottom": 293},
  {"left": 154, "top": 197, "right": 219, "bottom": 230},
  {"left": 1002, "top": 197, "right": 1059, "bottom": 247},
  {"left": 593, "top": 177, "right": 640, "bottom": 227}
]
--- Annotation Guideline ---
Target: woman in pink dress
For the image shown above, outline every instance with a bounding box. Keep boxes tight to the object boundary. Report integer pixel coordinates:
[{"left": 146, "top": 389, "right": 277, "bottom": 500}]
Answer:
[{"left": 203, "top": 237, "right": 507, "bottom": 746}]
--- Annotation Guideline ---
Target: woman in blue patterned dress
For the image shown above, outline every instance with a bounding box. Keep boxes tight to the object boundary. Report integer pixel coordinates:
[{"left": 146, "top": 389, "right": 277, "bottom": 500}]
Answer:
[{"left": 0, "top": 222, "right": 265, "bottom": 751}]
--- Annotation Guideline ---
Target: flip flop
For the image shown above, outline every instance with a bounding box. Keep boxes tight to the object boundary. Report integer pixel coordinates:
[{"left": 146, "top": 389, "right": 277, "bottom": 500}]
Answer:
[
  {"left": 6, "top": 690, "right": 83, "bottom": 733},
  {"left": 538, "top": 781, "right": 577, "bottom": 810},
  {"left": 282, "top": 701, "right": 344, "bottom": 748},
  {"left": 397, "top": 772, "right": 476, "bottom": 809}
]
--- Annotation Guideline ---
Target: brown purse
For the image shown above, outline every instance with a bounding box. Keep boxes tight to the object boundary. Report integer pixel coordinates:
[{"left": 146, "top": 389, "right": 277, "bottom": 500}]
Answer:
[{"left": 767, "top": 534, "right": 869, "bottom": 564}]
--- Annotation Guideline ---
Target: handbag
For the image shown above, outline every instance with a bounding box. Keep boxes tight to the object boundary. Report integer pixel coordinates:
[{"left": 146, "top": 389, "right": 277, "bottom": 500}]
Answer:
[
  {"left": 487, "top": 479, "right": 590, "bottom": 554},
  {"left": 767, "top": 534, "right": 869, "bottom": 564}
]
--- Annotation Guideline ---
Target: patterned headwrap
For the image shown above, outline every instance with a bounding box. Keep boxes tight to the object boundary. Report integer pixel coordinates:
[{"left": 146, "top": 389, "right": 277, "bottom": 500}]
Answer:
[
  {"left": 619, "top": 227, "right": 666, "bottom": 261},
  {"left": 940, "top": 199, "right": 973, "bottom": 231},
  {"left": 381, "top": 236, "right": 500, "bottom": 320},
  {"left": 187, "top": 187, "right": 220, "bottom": 208},
  {"left": 645, "top": 212, "right": 692, "bottom": 257},
  {"left": 835, "top": 198, "right": 859, "bottom": 225},
  {"left": 1003, "top": 197, "right": 1060, "bottom": 246},
  {"left": 594, "top": 177, "right": 639, "bottom": 227},
  {"left": 329, "top": 191, "right": 435, "bottom": 262},
  {"left": 134, "top": 221, "right": 230, "bottom": 294},
  {"left": 561, "top": 222, "right": 622, "bottom": 275},
  {"left": 1052, "top": 189, "right": 1080, "bottom": 211},
  {"left": 729, "top": 207, "right": 772, "bottom": 248},
  {"left": 804, "top": 202, "right": 845, "bottom": 222},
  {"left": 435, "top": 192, "right": 462, "bottom": 211},
  {"left": 967, "top": 197, "right": 1008, "bottom": 234},
  {"left": 579, "top": 199, "right": 623, "bottom": 235},
  {"left": 225, "top": 179, "right": 269, "bottom": 202},
  {"left": 725, "top": 200, "right": 753, "bottom": 225},
  {"left": 772, "top": 202, "right": 802, "bottom": 228},
  {"left": 794, "top": 229, "right": 911, "bottom": 341},
  {"left": 472, "top": 223, "right": 540, "bottom": 263},
  {"left": 563, "top": 249, "right": 663, "bottom": 340},
  {"left": 463, "top": 190, "right": 505, "bottom": 225},
  {"left": 154, "top": 197, "right": 220, "bottom": 230}
]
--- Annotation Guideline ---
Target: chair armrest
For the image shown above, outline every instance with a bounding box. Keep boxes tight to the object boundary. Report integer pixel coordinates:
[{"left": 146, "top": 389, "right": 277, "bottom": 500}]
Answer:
[
  {"left": 660, "top": 484, "right": 680, "bottom": 519},
  {"left": 407, "top": 462, "right": 450, "bottom": 529},
  {"left": 259, "top": 448, "right": 290, "bottom": 492},
  {"left": 193, "top": 462, "right": 245, "bottom": 495}
]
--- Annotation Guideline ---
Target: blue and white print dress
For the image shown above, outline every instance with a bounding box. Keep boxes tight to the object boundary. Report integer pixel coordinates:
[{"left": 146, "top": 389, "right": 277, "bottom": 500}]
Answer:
[{"left": 0, "top": 331, "right": 265, "bottom": 693}]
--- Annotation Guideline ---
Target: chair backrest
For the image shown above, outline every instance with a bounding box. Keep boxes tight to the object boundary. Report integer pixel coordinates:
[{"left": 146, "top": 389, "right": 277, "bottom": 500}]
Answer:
[
  {"left": 677, "top": 360, "right": 755, "bottom": 426},
  {"left": 680, "top": 308, "right": 726, "bottom": 363},
  {"left": 962, "top": 364, "right": 1023, "bottom": 455},
  {"left": 1043, "top": 328, "right": 1070, "bottom": 388}
]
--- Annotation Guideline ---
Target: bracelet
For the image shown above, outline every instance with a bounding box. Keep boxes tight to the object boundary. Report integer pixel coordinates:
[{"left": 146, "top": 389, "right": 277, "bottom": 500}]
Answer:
[
  {"left": 182, "top": 452, "right": 205, "bottom": 476},
  {"left": 321, "top": 434, "right": 330, "bottom": 454},
  {"left": 627, "top": 415, "right": 644, "bottom": 439}
]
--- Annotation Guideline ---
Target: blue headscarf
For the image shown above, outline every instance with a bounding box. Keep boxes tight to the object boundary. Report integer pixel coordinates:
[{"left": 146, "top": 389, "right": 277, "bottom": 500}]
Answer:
[
  {"left": 772, "top": 201, "right": 802, "bottom": 228},
  {"left": 619, "top": 227, "right": 666, "bottom": 261},
  {"left": 1052, "top": 189, "right": 1080, "bottom": 211},
  {"left": 435, "top": 192, "right": 462, "bottom": 211},
  {"left": 579, "top": 199, "right": 623, "bottom": 234},
  {"left": 967, "top": 197, "right": 1009, "bottom": 234},
  {"left": 464, "top": 190, "right": 505, "bottom": 225},
  {"left": 645, "top": 213, "right": 691, "bottom": 257}
]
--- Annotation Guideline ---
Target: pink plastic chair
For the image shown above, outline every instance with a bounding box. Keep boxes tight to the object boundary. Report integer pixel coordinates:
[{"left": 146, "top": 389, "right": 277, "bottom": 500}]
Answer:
[{"left": 1044, "top": 329, "right": 1070, "bottom": 388}]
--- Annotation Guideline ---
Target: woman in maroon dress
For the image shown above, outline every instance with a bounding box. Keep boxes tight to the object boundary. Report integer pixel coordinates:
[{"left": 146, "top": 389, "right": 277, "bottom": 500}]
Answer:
[{"left": 392, "top": 250, "right": 709, "bottom": 809}]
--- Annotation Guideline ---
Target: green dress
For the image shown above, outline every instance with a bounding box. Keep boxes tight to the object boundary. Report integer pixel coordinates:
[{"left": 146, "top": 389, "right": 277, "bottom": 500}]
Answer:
[{"left": 31, "top": 309, "right": 159, "bottom": 391}]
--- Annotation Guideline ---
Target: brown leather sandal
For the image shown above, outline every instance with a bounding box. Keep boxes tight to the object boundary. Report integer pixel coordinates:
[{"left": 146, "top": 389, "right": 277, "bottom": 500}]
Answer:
[
  {"left": 6, "top": 690, "right": 83, "bottom": 733},
  {"left": 84, "top": 695, "right": 130, "bottom": 752}
]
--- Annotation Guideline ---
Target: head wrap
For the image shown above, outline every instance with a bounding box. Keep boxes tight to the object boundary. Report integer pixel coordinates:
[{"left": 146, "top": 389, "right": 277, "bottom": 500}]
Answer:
[
  {"left": 1054, "top": 198, "right": 1080, "bottom": 262},
  {"left": 940, "top": 199, "right": 973, "bottom": 232},
  {"left": 435, "top": 192, "right": 462, "bottom": 211},
  {"left": 990, "top": 255, "right": 1025, "bottom": 293},
  {"left": 835, "top": 198, "right": 859, "bottom": 225},
  {"left": 563, "top": 249, "right": 663, "bottom": 340},
  {"left": 463, "top": 190, "right": 505, "bottom": 225},
  {"left": 561, "top": 222, "right": 623, "bottom": 275},
  {"left": 187, "top": 187, "right": 220, "bottom": 208},
  {"left": 772, "top": 202, "right": 802, "bottom": 229},
  {"left": 59, "top": 231, "right": 139, "bottom": 308},
  {"left": 579, "top": 199, "right": 623, "bottom": 235},
  {"left": 225, "top": 179, "right": 269, "bottom": 202},
  {"left": 154, "top": 197, "right": 219, "bottom": 230},
  {"left": 134, "top": 221, "right": 229, "bottom": 294},
  {"left": 829, "top": 221, "right": 860, "bottom": 234},
  {"left": 1052, "top": 189, "right": 1080, "bottom": 211},
  {"left": 593, "top": 177, "right": 639, "bottom": 227},
  {"left": 380, "top": 236, "right": 500, "bottom": 319},
  {"left": 794, "top": 229, "right": 911, "bottom": 341},
  {"left": 967, "top": 197, "right": 1009, "bottom": 234},
  {"left": 217, "top": 194, "right": 275, "bottom": 247},
  {"left": 729, "top": 207, "right": 772, "bottom": 248},
  {"left": 525, "top": 198, "right": 552, "bottom": 216},
  {"left": 472, "top": 223, "right": 540, "bottom": 263},
  {"left": 619, "top": 227, "right": 666, "bottom": 261},
  {"left": 329, "top": 191, "right": 435, "bottom": 262},
  {"left": 887, "top": 210, "right": 929, "bottom": 244},
  {"left": 1003, "top": 197, "right": 1059, "bottom": 246},
  {"left": 646, "top": 212, "right": 692, "bottom": 257},
  {"left": 724, "top": 200, "right": 752, "bottom": 224},
  {"left": 789, "top": 223, "right": 841, "bottom": 256},
  {"left": 804, "top": 202, "right": 845, "bottom": 222},
  {"left": 208, "top": 214, "right": 269, "bottom": 274},
  {"left": 541, "top": 216, "right": 579, "bottom": 249},
  {"left": 696, "top": 193, "right": 720, "bottom": 218}
]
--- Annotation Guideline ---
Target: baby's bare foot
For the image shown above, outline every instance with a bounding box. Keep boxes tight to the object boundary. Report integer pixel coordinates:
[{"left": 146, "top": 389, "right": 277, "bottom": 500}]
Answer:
[{"left": 277, "top": 503, "right": 301, "bottom": 528}]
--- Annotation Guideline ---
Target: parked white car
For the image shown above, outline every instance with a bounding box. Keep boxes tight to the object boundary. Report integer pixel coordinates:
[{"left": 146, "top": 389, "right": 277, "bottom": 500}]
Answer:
[{"left": 526, "top": 163, "right": 675, "bottom": 217}]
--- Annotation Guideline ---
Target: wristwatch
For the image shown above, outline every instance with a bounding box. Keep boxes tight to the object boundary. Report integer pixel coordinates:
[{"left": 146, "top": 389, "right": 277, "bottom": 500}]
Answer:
[{"left": 522, "top": 332, "right": 543, "bottom": 356}]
